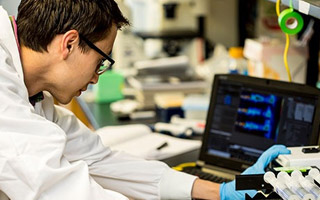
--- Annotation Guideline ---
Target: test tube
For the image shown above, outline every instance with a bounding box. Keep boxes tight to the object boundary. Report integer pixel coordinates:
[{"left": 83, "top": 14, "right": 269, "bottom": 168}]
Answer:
[
  {"left": 278, "top": 171, "right": 315, "bottom": 200},
  {"left": 309, "top": 169, "right": 320, "bottom": 185},
  {"left": 291, "top": 170, "right": 320, "bottom": 200},
  {"left": 264, "top": 171, "right": 301, "bottom": 200}
]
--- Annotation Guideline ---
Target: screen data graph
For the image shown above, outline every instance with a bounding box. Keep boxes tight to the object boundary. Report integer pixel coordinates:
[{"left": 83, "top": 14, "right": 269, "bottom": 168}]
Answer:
[
  {"left": 206, "top": 77, "right": 318, "bottom": 163},
  {"left": 234, "top": 92, "right": 281, "bottom": 140}
]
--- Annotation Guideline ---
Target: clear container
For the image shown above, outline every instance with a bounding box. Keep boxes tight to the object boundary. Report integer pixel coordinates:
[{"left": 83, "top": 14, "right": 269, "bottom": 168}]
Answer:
[
  {"left": 182, "top": 94, "right": 209, "bottom": 120},
  {"left": 228, "top": 47, "right": 248, "bottom": 75}
]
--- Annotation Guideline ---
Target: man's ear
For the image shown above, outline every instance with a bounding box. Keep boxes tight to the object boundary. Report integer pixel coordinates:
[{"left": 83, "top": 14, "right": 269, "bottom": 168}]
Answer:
[{"left": 61, "top": 30, "right": 79, "bottom": 59}]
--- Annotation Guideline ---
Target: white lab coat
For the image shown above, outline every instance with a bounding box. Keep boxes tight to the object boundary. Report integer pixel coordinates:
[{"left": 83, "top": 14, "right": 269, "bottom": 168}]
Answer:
[{"left": 0, "top": 6, "right": 197, "bottom": 200}]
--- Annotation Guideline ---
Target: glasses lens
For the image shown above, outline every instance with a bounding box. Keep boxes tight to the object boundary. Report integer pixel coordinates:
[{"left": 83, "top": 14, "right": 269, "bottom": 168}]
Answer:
[
  {"left": 96, "top": 59, "right": 112, "bottom": 74},
  {"left": 102, "top": 59, "right": 112, "bottom": 69}
]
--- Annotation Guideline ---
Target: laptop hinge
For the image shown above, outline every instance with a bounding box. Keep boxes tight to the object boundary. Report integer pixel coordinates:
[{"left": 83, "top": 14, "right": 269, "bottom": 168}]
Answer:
[
  {"left": 196, "top": 160, "right": 205, "bottom": 167},
  {"left": 202, "top": 164, "right": 241, "bottom": 175},
  {"left": 202, "top": 164, "right": 240, "bottom": 180}
]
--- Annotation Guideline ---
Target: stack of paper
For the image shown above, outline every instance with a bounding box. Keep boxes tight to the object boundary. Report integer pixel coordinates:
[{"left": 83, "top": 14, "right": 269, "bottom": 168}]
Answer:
[
  {"left": 128, "top": 76, "right": 208, "bottom": 109},
  {"left": 95, "top": 124, "right": 201, "bottom": 160}
]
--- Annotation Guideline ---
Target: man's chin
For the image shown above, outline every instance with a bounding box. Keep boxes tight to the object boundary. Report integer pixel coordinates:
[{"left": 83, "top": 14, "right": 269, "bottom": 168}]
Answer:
[{"left": 54, "top": 96, "right": 73, "bottom": 105}]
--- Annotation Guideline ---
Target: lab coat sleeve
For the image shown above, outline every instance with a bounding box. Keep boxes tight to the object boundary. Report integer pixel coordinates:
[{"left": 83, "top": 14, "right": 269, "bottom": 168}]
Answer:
[
  {"left": 49, "top": 97, "right": 197, "bottom": 200},
  {"left": 0, "top": 44, "right": 128, "bottom": 200}
]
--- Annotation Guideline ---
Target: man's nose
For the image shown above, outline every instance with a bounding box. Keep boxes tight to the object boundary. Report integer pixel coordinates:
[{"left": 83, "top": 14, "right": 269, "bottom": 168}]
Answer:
[{"left": 90, "top": 73, "right": 99, "bottom": 84}]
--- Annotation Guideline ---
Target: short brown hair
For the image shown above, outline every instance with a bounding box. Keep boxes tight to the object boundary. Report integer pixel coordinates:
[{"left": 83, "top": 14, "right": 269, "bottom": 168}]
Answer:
[{"left": 17, "top": 0, "right": 129, "bottom": 52}]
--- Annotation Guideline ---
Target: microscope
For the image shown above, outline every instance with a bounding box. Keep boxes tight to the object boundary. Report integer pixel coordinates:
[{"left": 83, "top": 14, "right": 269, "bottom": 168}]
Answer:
[
  {"left": 112, "top": 0, "right": 211, "bottom": 109},
  {"left": 125, "top": 0, "right": 209, "bottom": 56}
]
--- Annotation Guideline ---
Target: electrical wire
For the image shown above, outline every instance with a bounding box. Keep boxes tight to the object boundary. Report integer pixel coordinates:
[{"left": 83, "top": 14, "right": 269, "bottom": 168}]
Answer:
[
  {"left": 276, "top": 0, "right": 292, "bottom": 82},
  {"left": 284, "top": 34, "right": 292, "bottom": 82},
  {"left": 276, "top": 0, "right": 281, "bottom": 16},
  {"left": 172, "top": 162, "right": 196, "bottom": 171}
]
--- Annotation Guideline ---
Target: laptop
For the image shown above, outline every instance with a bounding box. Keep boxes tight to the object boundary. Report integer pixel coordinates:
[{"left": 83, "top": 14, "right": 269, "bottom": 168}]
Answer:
[{"left": 182, "top": 74, "right": 320, "bottom": 182}]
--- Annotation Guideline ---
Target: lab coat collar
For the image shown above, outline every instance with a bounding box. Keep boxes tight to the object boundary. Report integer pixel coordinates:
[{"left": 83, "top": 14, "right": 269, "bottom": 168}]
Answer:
[{"left": 0, "top": 6, "right": 24, "bottom": 80}]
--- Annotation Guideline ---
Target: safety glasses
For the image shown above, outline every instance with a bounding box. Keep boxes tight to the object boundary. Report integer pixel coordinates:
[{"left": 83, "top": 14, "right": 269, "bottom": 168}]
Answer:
[{"left": 79, "top": 34, "right": 115, "bottom": 75}]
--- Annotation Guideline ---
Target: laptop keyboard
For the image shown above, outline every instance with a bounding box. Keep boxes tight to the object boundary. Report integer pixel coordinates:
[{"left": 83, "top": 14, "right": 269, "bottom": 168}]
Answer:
[{"left": 182, "top": 167, "right": 232, "bottom": 183}]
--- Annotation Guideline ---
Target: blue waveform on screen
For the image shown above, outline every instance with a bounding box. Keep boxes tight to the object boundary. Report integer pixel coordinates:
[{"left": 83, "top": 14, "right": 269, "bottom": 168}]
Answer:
[
  {"left": 237, "top": 120, "right": 272, "bottom": 138},
  {"left": 240, "top": 120, "right": 271, "bottom": 133},
  {"left": 264, "top": 107, "right": 272, "bottom": 118},
  {"left": 238, "top": 108, "right": 261, "bottom": 116},
  {"left": 241, "top": 94, "right": 276, "bottom": 106},
  {"left": 238, "top": 106, "right": 273, "bottom": 118},
  {"left": 236, "top": 92, "right": 279, "bottom": 139}
]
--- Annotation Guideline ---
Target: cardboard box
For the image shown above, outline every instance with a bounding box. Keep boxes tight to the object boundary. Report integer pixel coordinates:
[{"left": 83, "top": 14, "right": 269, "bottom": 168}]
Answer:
[{"left": 244, "top": 38, "right": 308, "bottom": 83}]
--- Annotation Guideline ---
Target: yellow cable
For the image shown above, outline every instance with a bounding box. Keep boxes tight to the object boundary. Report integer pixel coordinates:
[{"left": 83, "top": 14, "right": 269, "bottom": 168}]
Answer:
[
  {"left": 276, "top": 0, "right": 281, "bottom": 16},
  {"left": 172, "top": 162, "right": 196, "bottom": 171},
  {"left": 284, "top": 34, "right": 292, "bottom": 82},
  {"left": 276, "top": 0, "right": 292, "bottom": 82}
]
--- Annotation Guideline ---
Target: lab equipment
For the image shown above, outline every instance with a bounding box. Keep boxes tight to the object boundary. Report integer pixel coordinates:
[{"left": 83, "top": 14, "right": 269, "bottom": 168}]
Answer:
[
  {"left": 305, "top": 176, "right": 320, "bottom": 200},
  {"left": 277, "top": 171, "right": 315, "bottom": 200},
  {"left": 220, "top": 179, "right": 257, "bottom": 200},
  {"left": 154, "top": 92, "right": 185, "bottom": 122},
  {"left": 181, "top": 94, "right": 209, "bottom": 121},
  {"left": 227, "top": 47, "right": 248, "bottom": 75},
  {"left": 184, "top": 74, "right": 320, "bottom": 199},
  {"left": 201, "top": 74, "right": 320, "bottom": 175},
  {"left": 154, "top": 122, "right": 193, "bottom": 137},
  {"left": 291, "top": 170, "right": 320, "bottom": 199},
  {"left": 264, "top": 171, "right": 300, "bottom": 200},
  {"left": 125, "top": 0, "right": 208, "bottom": 35},
  {"left": 110, "top": 99, "right": 140, "bottom": 116},
  {"left": 119, "top": 0, "right": 210, "bottom": 63},
  {"left": 243, "top": 145, "right": 291, "bottom": 175},
  {"left": 309, "top": 168, "right": 320, "bottom": 184},
  {"left": 302, "top": 147, "right": 320, "bottom": 153},
  {"left": 220, "top": 145, "right": 291, "bottom": 200},
  {"left": 170, "top": 115, "right": 205, "bottom": 134},
  {"left": 133, "top": 55, "right": 192, "bottom": 79},
  {"left": 276, "top": 146, "right": 320, "bottom": 168},
  {"left": 127, "top": 75, "right": 207, "bottom": 109}
]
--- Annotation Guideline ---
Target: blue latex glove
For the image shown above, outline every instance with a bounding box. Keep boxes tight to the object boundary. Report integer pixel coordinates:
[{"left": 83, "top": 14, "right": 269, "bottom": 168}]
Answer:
[{"left": 219, "top": 145, "right": 291, "bottom": 200}]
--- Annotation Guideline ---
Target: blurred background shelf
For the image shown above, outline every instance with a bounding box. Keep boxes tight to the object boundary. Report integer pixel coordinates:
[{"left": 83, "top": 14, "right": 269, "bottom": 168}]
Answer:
[
  {"left": 134, "top": 30, "right": 200, "bottom": 40},
  {"left": 268, "top": 0, "right": 320, "bottom": 19},
  {"left": 263, "top": 0, "right": 320, "bottom": 86}
]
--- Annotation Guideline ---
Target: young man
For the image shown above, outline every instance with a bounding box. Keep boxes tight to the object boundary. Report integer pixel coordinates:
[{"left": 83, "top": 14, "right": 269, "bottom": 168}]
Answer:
[{"left": 0, "top": 0, "right": 290, "bottom": 199}]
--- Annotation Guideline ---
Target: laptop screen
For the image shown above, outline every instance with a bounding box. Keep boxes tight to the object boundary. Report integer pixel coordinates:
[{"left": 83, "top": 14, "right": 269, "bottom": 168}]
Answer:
[{"left": 200, "top": 74, "right": 320, "bottom": 171}]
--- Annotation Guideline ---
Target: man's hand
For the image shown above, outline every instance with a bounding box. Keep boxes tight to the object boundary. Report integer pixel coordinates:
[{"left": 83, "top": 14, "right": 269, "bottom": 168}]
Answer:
[
  {"left": 190, "top": 145, "right": 290, "bottom": 200},
  {"left": 242, "top": 145, "right": 291, "bottom": 175},
  {"left": 192, "top": 179, "right": 220, "bottom": 200},
  {"left": 219, "top": 145, "right": 291, "bottom": 200}
]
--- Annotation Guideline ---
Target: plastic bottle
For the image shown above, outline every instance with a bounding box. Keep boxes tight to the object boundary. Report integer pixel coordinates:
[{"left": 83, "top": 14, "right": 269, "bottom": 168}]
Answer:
[
  {"left": 277, "top": 171, "right": 315, "bottom": 200},
  {"left": 228, "top": 47, "right": 248, "bottom": 75},
  {"left": 264, "top": 171, "right": 301, "bottom": 200},
  {"left": 309, "top": 168, "right": 320, "bottom": 184},
  {"left": 291, "top": 170, "right": 320, "bottom": 200}
]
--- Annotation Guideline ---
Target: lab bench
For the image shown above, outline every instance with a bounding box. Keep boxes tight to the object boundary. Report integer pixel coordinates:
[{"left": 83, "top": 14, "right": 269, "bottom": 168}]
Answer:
[{"left": 75, "top": 97, "right": 201, "bottom": 167}]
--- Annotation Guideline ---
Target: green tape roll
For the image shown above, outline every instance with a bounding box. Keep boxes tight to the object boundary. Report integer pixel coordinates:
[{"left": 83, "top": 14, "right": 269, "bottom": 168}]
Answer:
[{"left": 278, "top": 8, "right": 304, "bottom": 35}]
